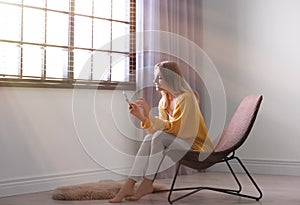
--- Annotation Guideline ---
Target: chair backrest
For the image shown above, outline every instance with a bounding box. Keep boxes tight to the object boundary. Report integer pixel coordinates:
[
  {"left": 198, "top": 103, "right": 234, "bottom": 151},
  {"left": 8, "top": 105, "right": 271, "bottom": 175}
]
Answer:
[{"left": 214, "top": 95, "right": 263, "bottom": 155}]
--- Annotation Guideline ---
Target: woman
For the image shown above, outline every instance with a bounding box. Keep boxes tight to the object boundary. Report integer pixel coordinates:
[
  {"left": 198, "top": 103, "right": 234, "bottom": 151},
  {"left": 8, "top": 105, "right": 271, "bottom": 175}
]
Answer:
[{"left": 109, "top": 61, "right": 214, "bottom": 203}]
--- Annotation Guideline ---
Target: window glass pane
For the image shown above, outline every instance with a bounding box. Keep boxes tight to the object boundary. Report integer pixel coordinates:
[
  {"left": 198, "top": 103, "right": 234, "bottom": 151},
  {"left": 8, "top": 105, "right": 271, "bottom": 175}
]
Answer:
[
  {"left": 47, "top": 0, "right": 69, "bottom": 12},
  {"left": 0, "top": 43, "right": 20, "bottom": 76},
  {"left": 22, "top": 45, "right": 43, "bottom": 77},
  {"left": 111, "top": 54, "right": 129, "bottom": 82},
  {"left": 46, "top": 47, "right": 68, "bottom": 79},
  {"left": 23, "top": 0, "right": 45, "bottom": 7},
  {"left": 93, "top": 19, "right": 111, "bottom": 49},
  {"left": 0, "top": 5, "right": 21, "bottom": 41},
  {"left": 0, "top": 0, "right": 134, "bottom": 87},
  {"left": 112, "top": 0, "right": 130, "bottom": 22},
  {"left": 75, "top": 0, "right": 92, "bottom": 15},
  {"left": 74, "top": 49, "right": 92, "bottom": 80},
  {"left": 112, "top": 22, "right": 130, "bottom": 52},
  {"left": 92, "top": 51, "right": 110, "bottom": 81},
  {"left": 23, "top": 8, "right": 45, "bottom": 43},
  {"left": 47, "top": 11, "right": 69, "bottom": 46},
  {"left": 74, "top": 16, "right": 92, "bottom": 48},
  {"left": 94, "top": 0, "right": 111, "bottom": 19}
]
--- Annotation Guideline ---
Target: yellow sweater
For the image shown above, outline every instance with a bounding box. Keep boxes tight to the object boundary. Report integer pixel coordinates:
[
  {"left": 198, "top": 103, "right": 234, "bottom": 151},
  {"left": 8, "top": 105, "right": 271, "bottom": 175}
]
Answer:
[{"left": 141, "top": 92, "right": 214, "bottom": 152}]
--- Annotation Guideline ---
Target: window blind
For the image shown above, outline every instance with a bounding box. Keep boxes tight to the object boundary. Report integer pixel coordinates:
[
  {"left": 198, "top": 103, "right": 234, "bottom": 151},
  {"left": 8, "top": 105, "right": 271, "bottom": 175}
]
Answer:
[{"left": 0, "top": 0, "right": 136, "bottom": 89}]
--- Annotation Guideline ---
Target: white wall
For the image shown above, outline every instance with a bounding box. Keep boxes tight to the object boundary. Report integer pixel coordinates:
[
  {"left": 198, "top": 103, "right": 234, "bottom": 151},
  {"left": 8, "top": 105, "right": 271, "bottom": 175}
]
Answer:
[
  {"left": 0, "top": 87, "right": 137, "bottom": 197},
  {"left": 2, "top": 0, "right": 300, "bottom": 197},
  {"left": 202, "top": 0, "right": 300, "bottom": 175}
]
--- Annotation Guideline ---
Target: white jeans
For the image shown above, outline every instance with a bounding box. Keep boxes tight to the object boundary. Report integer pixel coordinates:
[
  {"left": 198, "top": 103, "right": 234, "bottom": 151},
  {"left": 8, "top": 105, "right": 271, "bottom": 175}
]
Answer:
[{"left": 129, "top": 130, "right": 191, "bottom": 181}]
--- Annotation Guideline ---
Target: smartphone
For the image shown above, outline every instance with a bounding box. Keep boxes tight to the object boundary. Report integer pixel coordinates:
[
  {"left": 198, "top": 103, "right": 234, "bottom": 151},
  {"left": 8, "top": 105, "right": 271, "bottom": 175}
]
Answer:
[{"left": 122, "top": 91, "right": 132, "bottom": 105}]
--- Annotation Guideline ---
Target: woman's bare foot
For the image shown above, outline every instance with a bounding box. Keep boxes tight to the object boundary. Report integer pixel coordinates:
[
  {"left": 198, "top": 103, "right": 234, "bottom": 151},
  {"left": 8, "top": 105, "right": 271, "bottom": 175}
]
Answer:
[
  {"left": 126, "top": 178, "right": 154, "bottom": 201},
  {"left": 109, "top": 179, "right": 135, "bottom": 203}
]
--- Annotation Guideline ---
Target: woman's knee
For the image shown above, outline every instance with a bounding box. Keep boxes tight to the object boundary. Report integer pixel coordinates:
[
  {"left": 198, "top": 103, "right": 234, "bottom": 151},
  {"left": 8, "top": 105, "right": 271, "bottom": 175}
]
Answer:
[
  {"left": 144, "top": 133, "right": 153, "bottom": 142},
  {"left": 151, "top": 130, "right": 168, "bottom": 145},
  {"left": 153, "top": 130, "right": 164, "bottom": 138},
  {"left": 144, "top": 131, "right": 164, "bottom": 143}
]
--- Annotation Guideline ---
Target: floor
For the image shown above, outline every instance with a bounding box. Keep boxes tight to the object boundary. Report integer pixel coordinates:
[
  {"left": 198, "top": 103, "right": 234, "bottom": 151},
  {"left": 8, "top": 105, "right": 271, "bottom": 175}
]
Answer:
[{"left": 1, "top": 172, "right": 300, "bottom": 205}]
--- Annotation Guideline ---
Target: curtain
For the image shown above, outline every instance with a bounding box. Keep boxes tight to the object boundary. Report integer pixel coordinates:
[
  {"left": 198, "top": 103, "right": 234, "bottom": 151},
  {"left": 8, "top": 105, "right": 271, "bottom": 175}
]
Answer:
[
  {"left": 136, "top": 0, "right": 209, "bottom": 178},
  {"left": 137, "top": 0, "right": 209, "bottom": 113}
]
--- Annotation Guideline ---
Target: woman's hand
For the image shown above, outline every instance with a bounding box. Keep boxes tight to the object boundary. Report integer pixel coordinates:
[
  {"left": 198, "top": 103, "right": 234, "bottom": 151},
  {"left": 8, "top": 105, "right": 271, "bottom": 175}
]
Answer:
[
  {"left": 129, "top": 103, "right": 147, "bottom": 123},
  {"left": 135, "top": 97, "right": 150, "bottom": 118}
]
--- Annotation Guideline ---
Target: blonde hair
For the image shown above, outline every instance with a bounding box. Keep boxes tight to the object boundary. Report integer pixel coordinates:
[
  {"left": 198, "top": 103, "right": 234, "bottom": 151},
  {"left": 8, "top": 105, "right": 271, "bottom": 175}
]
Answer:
[
  {"left": 154, "top": 61, "right": 193, "bottom": 109},
  {"left": 155, "top": 61, "right": 183, "bottom": 78}
]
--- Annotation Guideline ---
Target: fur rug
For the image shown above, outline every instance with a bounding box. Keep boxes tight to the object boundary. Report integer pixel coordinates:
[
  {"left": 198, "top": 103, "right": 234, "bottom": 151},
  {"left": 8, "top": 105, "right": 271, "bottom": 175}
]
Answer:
[{"left": 52, "top": 180, "right": 168, "bottom": 201}]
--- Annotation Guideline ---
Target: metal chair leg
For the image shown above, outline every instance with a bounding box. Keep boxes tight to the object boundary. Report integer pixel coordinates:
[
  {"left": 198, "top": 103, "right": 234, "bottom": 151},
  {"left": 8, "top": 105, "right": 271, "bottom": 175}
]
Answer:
[
  {"left": 168, "top": 163, "right": 206, "bottom": 204},
  {"left": 166, "top": 157, "right": 263, "bottom": 204},
  {"left": 232, "top": 156, "right": 263, "bottom": 201},
  {"left": 168, "top": 163, "right": 181, "bottom": 204},
  {"left": 225, "top": 158, "right": 242, "bottom": 193}
]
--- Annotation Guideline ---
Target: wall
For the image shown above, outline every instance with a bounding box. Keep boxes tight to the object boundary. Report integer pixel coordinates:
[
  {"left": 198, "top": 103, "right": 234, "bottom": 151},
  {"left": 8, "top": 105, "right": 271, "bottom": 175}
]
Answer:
[
  {"left": 2, "top": 0, "right": 300, "bottom": 197},
  {"left": 202, "top": 0, "right": 300, "bottom": 175},
  {"left": 0, "top": 87, "right": 137, "bottom": 197}
]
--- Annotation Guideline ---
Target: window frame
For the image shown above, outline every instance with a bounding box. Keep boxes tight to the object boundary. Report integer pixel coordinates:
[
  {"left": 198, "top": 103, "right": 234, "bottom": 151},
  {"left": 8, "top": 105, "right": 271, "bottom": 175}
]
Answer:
[{"left": 0, "top": 0, "right": 136, "bottom": 90}]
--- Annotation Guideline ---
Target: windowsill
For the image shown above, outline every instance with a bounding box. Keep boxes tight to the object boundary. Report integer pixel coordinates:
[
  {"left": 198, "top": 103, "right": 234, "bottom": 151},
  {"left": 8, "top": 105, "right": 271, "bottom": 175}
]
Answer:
[{"left": 0, "top": 79, "right": 136, "bottom": 90}]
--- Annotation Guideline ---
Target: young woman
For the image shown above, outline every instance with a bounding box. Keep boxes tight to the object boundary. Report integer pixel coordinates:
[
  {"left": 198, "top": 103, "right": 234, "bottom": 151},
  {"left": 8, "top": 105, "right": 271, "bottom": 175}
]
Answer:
[{"left": 109, "top": 61, "right": 214, "bottom": 203}]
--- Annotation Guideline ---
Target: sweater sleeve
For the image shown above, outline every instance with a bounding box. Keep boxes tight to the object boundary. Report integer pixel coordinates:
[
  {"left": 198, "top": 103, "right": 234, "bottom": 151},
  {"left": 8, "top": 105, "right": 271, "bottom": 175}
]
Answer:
[{"left": 141, "top": 99, "right": 167, "bottom": 134}]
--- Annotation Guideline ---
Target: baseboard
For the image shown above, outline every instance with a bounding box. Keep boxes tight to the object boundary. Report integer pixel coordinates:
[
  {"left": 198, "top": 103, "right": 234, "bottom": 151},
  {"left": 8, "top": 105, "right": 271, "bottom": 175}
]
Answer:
[
  {"left": 2, "top": 160, "right": 299, "bottom": 198},
  {"left": 207, "top": 158, "right": 300, "bottom": 176},
  {"left": 0, "top": 168, "right": 129, "bottom": 198}
]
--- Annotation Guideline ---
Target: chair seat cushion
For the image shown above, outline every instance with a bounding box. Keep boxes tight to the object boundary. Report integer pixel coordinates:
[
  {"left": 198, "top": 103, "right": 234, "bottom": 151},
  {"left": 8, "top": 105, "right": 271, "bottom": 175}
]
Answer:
[{"left": 179, "top": 150, "right": 225, "bottom": 170}]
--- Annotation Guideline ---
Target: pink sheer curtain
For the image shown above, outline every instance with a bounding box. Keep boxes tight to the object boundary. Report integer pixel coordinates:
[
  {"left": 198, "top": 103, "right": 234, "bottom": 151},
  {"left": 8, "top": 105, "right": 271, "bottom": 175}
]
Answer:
[{"left": 136, "top": 0, "right": 210, "bottom": 178}]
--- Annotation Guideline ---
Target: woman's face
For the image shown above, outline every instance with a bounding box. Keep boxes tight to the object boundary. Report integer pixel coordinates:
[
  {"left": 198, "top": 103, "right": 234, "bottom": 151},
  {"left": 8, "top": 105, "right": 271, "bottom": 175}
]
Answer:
[{"left": 153, "top": 68, "right": 169, "bottom": 92}]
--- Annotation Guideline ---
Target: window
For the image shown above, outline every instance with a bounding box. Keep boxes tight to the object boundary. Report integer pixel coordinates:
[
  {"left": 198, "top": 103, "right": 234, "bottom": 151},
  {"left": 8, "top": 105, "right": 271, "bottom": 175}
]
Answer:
[{"left": 0, "top": 0, "right": 136, "bottom": 89}]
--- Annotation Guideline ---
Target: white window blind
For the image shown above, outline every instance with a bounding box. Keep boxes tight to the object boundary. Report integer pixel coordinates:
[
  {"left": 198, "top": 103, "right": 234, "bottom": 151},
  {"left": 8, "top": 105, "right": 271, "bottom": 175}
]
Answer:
[{"left": 0, "top": 0, "right": 136, "bottom": 89}]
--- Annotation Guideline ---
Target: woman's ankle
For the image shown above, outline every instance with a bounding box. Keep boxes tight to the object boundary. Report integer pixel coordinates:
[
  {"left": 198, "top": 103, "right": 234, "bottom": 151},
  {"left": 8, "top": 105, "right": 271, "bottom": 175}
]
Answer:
[
  {"left": 108, "top": 179, "right": 136, "bottom": 203},
  {"left": 125, "top": 178, "right": 154, "bottom": 201}
]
